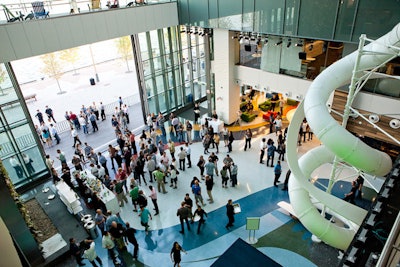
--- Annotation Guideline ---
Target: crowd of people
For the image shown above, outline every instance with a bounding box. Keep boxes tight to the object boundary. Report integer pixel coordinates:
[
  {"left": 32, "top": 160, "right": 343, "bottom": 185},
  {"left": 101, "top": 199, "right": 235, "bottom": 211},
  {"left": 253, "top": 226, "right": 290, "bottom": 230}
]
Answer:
[{"left": 44, "top": 100, "right": 319, "bottom": 266}]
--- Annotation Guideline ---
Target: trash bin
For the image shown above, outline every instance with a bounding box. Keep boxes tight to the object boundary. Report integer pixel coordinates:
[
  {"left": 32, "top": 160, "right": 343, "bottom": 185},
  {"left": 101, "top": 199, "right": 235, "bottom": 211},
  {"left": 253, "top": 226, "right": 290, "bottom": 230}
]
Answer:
[
  {"left": 85, "top": 221, "right": 98, "bottom": 239},
  {"left": 81, "top": 214, "right": 92, "bottom": 224},
  {"left": 90, "top": 78, "right": 96, "bottom": 86}
]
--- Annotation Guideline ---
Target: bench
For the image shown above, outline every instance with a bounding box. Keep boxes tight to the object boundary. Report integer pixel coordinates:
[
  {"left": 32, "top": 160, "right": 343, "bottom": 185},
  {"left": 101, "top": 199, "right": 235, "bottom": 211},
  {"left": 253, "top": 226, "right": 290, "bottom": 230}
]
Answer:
[{"left": 24, "top": 93, "right": 37, "bottom": 102}]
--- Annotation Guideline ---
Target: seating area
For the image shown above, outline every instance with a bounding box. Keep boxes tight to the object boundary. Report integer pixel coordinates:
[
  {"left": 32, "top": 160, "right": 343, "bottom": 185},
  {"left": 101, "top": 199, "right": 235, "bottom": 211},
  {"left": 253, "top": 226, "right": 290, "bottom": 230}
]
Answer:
[{"left": 32, "top": 1, "right": 49, "bottom": 19}]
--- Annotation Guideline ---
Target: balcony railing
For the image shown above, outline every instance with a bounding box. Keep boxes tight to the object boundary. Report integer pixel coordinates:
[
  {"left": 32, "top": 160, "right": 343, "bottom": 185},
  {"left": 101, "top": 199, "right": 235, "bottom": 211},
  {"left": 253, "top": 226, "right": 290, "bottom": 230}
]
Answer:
[{"left": 0, "top": 0, "right": 175, "bottom": 24}]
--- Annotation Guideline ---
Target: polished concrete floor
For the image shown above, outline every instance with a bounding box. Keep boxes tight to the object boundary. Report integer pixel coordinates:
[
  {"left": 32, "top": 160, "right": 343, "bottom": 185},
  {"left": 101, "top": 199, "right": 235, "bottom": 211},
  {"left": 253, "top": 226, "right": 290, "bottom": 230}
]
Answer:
[{"left": 50, "top": 122, "right": 369, "bottom": 267}]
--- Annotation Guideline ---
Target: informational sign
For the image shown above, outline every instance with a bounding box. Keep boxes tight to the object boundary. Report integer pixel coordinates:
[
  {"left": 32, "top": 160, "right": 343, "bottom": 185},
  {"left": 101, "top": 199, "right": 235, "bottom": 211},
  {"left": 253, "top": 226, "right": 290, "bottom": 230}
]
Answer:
[{"left": 246, "top": 217, "right": 260, "bottom": 231}]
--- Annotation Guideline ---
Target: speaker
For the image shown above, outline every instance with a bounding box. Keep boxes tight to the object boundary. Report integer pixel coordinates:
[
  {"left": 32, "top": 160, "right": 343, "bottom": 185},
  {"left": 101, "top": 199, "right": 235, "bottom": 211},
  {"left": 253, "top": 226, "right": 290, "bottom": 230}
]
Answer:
[
  {"left": 244, "top": 44, "right": 251, "bottom": 52},
  {"left": 299, "top": 52, "right": 307, "bottom": 60}
]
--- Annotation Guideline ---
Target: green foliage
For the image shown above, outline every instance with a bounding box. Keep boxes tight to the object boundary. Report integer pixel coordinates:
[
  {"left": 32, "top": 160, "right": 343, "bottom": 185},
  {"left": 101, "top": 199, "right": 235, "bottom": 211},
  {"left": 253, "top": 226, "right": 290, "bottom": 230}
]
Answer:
[
  {"left": 59, "top": 47, "right": 80, "bottom": 74},
  {"left": 40, "top": 52, "right": 64, "bottom": 80},
  {"left": 0, "top": 160, "right": 39, "bottom": 239},
  {"left": 0, "top": 66, "right": 5, "bottom": 84},
  {"left": 115, "top": 36, "right": 133, "bottom": 72}
]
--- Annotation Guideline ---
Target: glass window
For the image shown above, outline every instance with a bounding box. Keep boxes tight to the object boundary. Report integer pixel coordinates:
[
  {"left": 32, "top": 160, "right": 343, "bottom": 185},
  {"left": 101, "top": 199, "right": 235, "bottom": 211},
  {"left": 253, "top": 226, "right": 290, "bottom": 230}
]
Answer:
[
  {"left": 168, "top": 89, "right": 176, "bottom": 109},
  {"left": 163, "top": 28, "right": 171, "bottom": 54},
  {"left": 150, "top": 31, "right": 160, "bottom": 57},
  {"left": 2, "top": 103, "right": 27, "bottom": 127},
  {"left": 158, "top": 92, "right": 167, "bottom": 113},
  {"left": 143, "top": 60, "right": 152, "bottom": 76},
  {"left": 155, "top": 74, "right": 165, "bottom": 94},
  {"left": 148, "top": 97, "right": 157, "bottom": 114},
  {"left": 12, "top": 124, "right": 37, "bottom": 151},
  {"left": 298, "top": 0, "right": 338, "bottom": 39},
  {"left": 138, "top": 33, "right": 150, "bottom": 61},
  {"left": 145, "top": 78, "right": 155, "bottom": 97},
  {"left": 0, "top": 64, "right": 18, "bottom": 106}
]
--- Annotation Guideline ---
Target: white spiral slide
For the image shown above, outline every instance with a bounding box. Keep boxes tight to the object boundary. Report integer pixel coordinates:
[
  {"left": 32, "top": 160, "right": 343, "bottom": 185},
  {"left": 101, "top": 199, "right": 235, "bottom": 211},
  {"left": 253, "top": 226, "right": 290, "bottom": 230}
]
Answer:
[{"left": 286, "top": 23, "right": 400, "bottom": 250}]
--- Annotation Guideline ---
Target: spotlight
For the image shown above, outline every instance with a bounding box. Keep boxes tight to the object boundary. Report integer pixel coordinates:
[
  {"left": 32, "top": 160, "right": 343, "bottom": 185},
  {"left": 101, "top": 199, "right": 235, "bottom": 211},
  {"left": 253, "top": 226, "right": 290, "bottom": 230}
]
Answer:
[
  {"left": 308, "top": 44, "right": 314, "bottom": 51},
  {"left": 275, "top": 39, "right": 282, "bottom": 46},
  {"left": 287, "top": 39, "right": 291, "bottom": 48},
  {"left": 264, "top": 37, "right": 268, "bottom": 44},
  {"left": 295, "top": 42, "right": 303, "bottom": 47}
]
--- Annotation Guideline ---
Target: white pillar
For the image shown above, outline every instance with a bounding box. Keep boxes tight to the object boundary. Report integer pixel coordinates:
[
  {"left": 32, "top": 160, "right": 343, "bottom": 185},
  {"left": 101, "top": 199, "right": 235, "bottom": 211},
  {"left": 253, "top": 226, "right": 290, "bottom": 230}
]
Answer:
[{"left": 212, "top": 29, "right": 241, "bottom": 124}]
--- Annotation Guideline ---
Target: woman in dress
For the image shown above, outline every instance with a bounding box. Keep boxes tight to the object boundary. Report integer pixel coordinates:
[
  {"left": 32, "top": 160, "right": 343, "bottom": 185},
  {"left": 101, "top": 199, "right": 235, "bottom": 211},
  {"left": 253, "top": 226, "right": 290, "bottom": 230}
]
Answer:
[{"left": 170, "top": 241, "right": 186, "bottom": 267}]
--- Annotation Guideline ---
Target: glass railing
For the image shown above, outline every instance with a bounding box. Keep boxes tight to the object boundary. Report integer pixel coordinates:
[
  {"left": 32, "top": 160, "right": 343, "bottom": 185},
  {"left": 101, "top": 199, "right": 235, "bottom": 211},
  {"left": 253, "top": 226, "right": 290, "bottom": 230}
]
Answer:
[{"left": 0, "top": 0, "right": 175, "bottom": 24}]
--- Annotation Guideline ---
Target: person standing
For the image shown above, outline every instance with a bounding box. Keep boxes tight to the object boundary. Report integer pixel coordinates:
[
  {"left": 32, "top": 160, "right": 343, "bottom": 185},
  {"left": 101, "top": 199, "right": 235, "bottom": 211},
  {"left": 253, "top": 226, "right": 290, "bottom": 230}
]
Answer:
[
  {"left": 205, "top": 175, "right": 214, "bottom": 203},
  {"left": 273, "top": 161, "right": 282, "bottom": 187},
  {"left": 266, "top": 139, "right": 276, "bottom": 167},
  {"left": 185, "top": 142, "right": 192, "bottom": 168},
  {"left": 225, "top": 199, "right": 235, "bottom": 230},
  {"left": 45, "top": 105, "right": 57, "bottom": 123},
  {"left": 35, "top": 109, "right": 44, "bottom": 124},
  {"left": 259, "top": 138, "right": 267, "bottom": 164},
  {"left": 125, "top": 222, "right": 139, "bottom": 260},
  {"left": 44, "top": 154, "right": 54, "bottom": 172},
  {"left": 177, "top": 147, "right": 186, "bottom": 171},
  {"left": 69, "top": 238, "right": 84, "bottom": 266},
  {"left": 204, "top": 158, "right": 215, "bottom": 180},
  {"left": 102, "top": 231, "right": 120, "bottom": 264},
  {"left": 139, "top": 205, "right": 152, "bottom": 233},
  {"left": 153, "top": 167, "right": 167, "bottom": 194},
  {"left": 185, "top": 121, "right": 193, "bottom": 144},
  {"left": 177, "top": 201, "right": 191, "bottom": 234},
  {"left": 356, "top": 175, "right": 364, "bottom": 199},
  {"left": 49, "top": 124, "right": 60, "bottom": 144},
  {"left": 244, "top": 129, "right": 252, "bottom": 151},
  {"left": 148, "top": 185, "right": 159, "bottom": 215},
  {"left": 344, "top": 181, "right": 357, "bottom": 204},
  {"left": 168, "top": 139, "right": 175, "bottom": 160},
  {"left": 89, "top": 112, "right": 98, "bottom": 133},
  {"left": 227, "top": 131, "right": 234, "bottom": 153},
  {"left": 220, "top": 165, "right": 229, "bottom": 188},
  {"left": 100, "top": 102, "right": 106, "bottom": 121},
  {"left": 191, "top": 180, "right": 205, "bottom": 206},
  {"left": 170, "top": 241, "right": 186, "bottom": 267},
  {"left": 71, "top": 127, "right": 82, "bottom": 148},
  {"left": 197, "top": 155, "right": 205, "bottom": 179},
  {"left": 213, "top": 133, "right": 220, "bottom": 154},
  {"left": 94, "top": 209, "right": 106, "bottom": 235},
  {"left": 193, "top": 205, "right": 207, "bottom": 234},
  {"left": 10, "top": 156, "right": 24, "bottom": 178},
  {"left": 82, "top": 239, "right": 103, "bottom": 267},
  {"left": 193, "top": 101, "right": 200, "bottom": 124},
  {"left": 230, "top": 162, "right": 238, "bottom": 187}
]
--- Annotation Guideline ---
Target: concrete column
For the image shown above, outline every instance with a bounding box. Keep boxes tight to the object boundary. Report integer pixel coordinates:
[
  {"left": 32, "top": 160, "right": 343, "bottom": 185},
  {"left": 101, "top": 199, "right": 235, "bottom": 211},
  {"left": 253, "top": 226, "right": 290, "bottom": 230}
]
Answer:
[{"left": 212, "top": 29, "right": 241, "bottom": 124}]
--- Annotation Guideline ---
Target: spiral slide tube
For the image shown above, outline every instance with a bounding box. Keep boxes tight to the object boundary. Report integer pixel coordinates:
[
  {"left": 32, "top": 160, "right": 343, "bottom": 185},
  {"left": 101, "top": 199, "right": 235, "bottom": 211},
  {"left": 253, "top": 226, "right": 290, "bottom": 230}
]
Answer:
[{"left": 287, "top": 23, "right": 400, "bottom": 250}]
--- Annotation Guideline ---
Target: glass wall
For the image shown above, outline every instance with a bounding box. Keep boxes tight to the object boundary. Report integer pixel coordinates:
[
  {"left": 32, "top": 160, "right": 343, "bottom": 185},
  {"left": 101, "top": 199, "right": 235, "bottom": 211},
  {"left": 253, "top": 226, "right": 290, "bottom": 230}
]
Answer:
[
  {"left": 0, "top": 63, "right": 48, "bottom": 189},
  {"left": 137, "top": 26, "right": 209, "bottom": 116},
  {"left": 178, "top": 0, "right": 400, "bottom": 43}
]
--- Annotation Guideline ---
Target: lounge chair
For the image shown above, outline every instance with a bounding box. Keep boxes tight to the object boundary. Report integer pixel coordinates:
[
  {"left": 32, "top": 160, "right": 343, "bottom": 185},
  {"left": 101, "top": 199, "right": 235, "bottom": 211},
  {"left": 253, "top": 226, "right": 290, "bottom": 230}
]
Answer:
[{"left": 31, "top": 1, "right": 49, "bottom": 19}]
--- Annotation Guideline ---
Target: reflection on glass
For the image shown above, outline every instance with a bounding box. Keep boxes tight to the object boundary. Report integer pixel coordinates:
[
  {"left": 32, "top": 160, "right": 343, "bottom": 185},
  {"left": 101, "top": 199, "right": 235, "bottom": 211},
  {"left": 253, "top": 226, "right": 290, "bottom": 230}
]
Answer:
[
  {"left": 155, "top": 75, "right": 165, "bottom": 94},
  {"left": 158, "top": 92, "right": 166, "bottom": 113},
  {"left": 148, "top": 97, "right": 157, "bottom": 114},
  {"left": 0, "top": 64, "right": 18, "bottom": 106},
  {"left": 168, "top": 89, "right": 176, "bottom": 108},
  {"left": 2, "top": 102, "right": 27, "bottom": 126}
]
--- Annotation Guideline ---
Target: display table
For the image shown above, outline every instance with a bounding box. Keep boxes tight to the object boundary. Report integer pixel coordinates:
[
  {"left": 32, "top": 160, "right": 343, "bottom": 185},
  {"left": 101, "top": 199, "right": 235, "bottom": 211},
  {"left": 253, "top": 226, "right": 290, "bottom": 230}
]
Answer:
[
  {"left": 55, "top": 180, "right": 83, "bottom": 215},
  {"left": 82, "top": 171, "right": 120, "bottom": 214}
]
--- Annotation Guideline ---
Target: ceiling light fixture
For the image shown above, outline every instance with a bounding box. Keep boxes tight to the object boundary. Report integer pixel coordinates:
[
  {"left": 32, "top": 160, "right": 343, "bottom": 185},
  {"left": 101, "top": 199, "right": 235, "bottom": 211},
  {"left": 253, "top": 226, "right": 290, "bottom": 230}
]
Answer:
[
  {"left": 287, "top": 39, "right": 291, "bottom": 48},
  {"left": 275, "top": 39, "right": 283, "bottom": 46}
]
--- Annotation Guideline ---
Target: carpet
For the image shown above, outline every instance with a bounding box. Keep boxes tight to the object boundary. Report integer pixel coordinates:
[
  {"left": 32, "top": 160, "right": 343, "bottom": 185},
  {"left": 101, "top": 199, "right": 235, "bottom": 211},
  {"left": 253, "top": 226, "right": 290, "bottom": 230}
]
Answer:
[{"left": 211, "top": 238, "right": 282, "bottom": 267}]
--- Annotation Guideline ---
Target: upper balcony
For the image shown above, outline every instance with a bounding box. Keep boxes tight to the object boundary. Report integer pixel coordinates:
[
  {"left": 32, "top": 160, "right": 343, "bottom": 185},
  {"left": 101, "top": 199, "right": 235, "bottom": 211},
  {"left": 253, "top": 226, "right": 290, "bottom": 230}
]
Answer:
[{"left": 0, "top": 0, "right": 178, "bottom": 63}]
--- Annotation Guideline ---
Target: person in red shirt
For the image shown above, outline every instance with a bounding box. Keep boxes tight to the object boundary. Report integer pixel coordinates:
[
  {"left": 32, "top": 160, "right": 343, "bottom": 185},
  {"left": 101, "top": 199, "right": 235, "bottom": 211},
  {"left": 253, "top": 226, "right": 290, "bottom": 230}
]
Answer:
[{"left": 116, "top": 167, "right": 127, "bottom": 193}]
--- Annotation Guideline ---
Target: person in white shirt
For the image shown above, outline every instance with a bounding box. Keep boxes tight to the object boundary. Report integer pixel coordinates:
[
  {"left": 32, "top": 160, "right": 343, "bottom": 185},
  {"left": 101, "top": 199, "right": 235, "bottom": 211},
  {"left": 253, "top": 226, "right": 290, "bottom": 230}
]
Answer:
[
  {"left": 274, "top": 115, "right": 283, "bottom": 134},
  {"left": 185, "top": 143, "right": 192, "bottom": 168},
  {"left": 102, "top": 231, "right": 120, "bottom": 264},
  {"left": 82, "top": 239, "right": 103, "bottom": 266},
  {"left": 148, "top": 185, "right": 159, "bottom": 215},
  {"left": 49, "top": 124, "right": 61, "bottom": 144}
]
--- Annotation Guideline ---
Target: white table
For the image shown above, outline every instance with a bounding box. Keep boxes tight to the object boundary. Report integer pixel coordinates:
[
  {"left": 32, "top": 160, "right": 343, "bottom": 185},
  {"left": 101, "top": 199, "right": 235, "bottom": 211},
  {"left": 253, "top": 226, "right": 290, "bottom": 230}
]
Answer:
[
  {"left": 55, "top": 180, "right": 83, "bottom": 215},
  {"left": 82, "top": 171, "right": 120, "bottom": 214}
]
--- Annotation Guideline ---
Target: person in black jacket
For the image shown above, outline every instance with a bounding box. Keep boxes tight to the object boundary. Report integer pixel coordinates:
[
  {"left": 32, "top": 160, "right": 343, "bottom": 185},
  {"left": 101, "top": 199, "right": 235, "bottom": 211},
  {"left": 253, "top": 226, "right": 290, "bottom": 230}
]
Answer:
[
  {"left": 225, "top": 199, "right": 235, "bottom": 230},
  {"left": 69, "top": 237, "right": 84, "bottom": 266},
  {"left": 193, "top": 205, "right": 207, "bottom": 234},
  {"left": 125, "top": 222, "right": 139, "bottom": 260}
]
